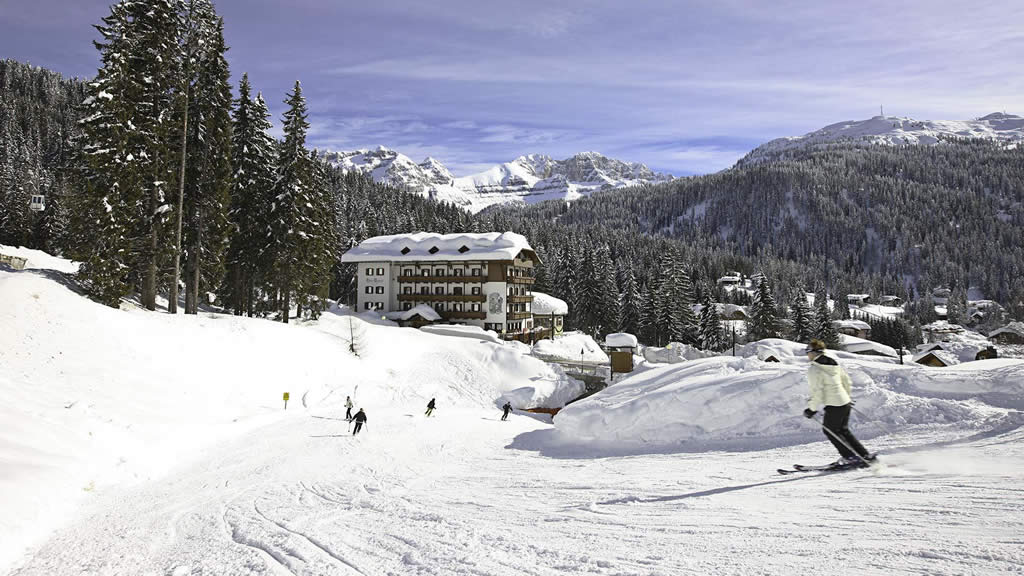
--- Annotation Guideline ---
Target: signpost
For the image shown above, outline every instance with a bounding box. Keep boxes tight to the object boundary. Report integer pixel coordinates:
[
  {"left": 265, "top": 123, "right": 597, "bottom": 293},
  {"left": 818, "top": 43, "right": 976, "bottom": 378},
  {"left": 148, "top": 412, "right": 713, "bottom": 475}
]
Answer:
[{"left": 283, "top": 392, "right": 290, "bottom": 410}]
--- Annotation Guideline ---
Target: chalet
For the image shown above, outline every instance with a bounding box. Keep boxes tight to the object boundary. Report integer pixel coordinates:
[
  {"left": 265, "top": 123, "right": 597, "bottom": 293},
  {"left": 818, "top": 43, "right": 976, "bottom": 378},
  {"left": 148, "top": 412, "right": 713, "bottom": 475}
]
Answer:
[
  {"left": 975, "top": 347, "right": 998, "bottom": 361},
  {"left": 341, "top": 232, "right": 540, "bottom": 340},
  {"left": 915, "top": 342, "right": 947, "bottom": 355},
  {"left": 838, "top": 334, "right": 897, "bottom": 358},
  {"left": 913, "top": 350, "right": 957, "bottom": 368},
  {"left": 834, "top": 319, "right": 871, "bottom": 339},
  {"left": 848, "top": 294, "right": 871, "bottom": 307},
  {"left": 989, "top": 322, "right": 1024, "bottom": 345},
  {"left": 532, "top": 292, "right": 568, "bottom": 339},
  {"left": 878, "top": 295, "right": 903, "bottom": 307},
  {"left": 716, "top": 271, "right": 742, "bottom": 287},
  {"left": 922, "top": 321, "right": 964, "bottom": 341}
]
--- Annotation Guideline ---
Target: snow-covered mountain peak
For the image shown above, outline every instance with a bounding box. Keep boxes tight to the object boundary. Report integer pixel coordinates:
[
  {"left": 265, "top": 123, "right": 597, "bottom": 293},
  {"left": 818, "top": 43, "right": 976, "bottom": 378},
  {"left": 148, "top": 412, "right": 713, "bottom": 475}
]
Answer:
[
  {"left": 322, "top": 148, "right": 673, "bottom": 213},
  {"left": 744, "top": 112, "right": 1024, "bottom": 163}
]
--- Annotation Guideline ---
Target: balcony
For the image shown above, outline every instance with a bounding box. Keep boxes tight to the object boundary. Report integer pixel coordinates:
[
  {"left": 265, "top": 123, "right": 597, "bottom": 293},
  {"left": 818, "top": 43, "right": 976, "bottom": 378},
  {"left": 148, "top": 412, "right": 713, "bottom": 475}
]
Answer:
[
  {"left": 506, "top": 311, "right": 533, "bottom": 321},
  {"left": 507, "top": 295, "right": 534, "bottom": 303},
  {"left": 398, "top": 275, "right": 484, "bottom": 283},
  {"left": 398, "top": 293, "right": 486, "bottom": 303},
  {"left": 443, "top": 310, "right": 487, "bottom": 320},
  {"left": 507, "top": 276, "right": 535, "bottom": 285}
]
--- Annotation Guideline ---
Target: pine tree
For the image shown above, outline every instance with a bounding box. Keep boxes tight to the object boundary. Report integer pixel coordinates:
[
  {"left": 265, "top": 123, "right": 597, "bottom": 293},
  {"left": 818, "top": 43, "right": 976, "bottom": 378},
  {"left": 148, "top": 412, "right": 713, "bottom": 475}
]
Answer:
[
  {"left": 747, "top": 277, "right": 780, "bottom": 341},
  {"left": 269, "top": 81, "right": 314, "bottom": 323},
  {"left": 619, "top": 268, "right": 641, "bottom": 335},
  {"left": 789, "top": 289, "right": 814, "bottom": 343},
  {"left": 697, "top": 293, "right": 725, "bottom": 351},
  {"left": 814, "top": 293, "right": 840, "bottom": 348}
]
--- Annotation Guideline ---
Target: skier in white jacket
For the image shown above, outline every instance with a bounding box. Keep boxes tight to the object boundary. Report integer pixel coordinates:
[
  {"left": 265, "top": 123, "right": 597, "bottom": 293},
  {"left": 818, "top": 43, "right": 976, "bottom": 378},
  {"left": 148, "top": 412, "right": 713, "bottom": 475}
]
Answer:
[{"left": 803, "top": 339, "right": 873, "bottom": 465}]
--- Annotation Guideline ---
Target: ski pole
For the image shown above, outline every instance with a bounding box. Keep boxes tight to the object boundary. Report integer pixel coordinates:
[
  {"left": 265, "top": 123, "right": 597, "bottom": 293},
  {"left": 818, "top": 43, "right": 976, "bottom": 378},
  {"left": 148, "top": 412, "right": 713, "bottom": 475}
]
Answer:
[
  {"left": 812, "top": 414, "right": 873, "bottom": 468},
  {"left": 851, "top": 405, "right": 896, "bottom": 437}
]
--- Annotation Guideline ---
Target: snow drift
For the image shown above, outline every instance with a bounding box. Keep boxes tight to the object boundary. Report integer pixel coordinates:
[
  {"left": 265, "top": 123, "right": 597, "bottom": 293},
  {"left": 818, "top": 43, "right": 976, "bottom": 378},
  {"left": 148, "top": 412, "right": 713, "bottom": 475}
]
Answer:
[{"left": 551, "top": 339, "right": 1024, "bottom": 453}]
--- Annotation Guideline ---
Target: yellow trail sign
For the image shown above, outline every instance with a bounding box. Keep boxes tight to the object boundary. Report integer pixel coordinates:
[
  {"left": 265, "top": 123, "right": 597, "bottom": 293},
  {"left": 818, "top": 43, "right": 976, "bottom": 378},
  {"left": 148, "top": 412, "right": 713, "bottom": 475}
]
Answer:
[{"left": 283, "top": 392, "right": 290, "bottom": 410}]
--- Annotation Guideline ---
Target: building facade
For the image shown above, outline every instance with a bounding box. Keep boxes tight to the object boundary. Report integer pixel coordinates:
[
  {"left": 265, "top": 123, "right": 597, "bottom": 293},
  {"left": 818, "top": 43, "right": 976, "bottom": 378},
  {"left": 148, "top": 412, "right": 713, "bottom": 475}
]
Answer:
[{"left": 341, "top": 232, "right": 540, "bottom": 339}]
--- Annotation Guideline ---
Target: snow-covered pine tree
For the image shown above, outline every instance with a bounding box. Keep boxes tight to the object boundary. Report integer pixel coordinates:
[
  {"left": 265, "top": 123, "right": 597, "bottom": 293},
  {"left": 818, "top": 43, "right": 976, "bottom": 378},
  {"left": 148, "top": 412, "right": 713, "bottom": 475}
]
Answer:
[
  {"left": 618, "top": 268, "right": 641, "bottom": 335},
  {"left": 269, "top": 81, "right": 314, "bottom": 323},
  {"left": 946, "top": 286, "right": 967, "bottom": 326},
  {"left": 697, "top": 293, "right": 725, "bottom": 351},
  {"left": 789, "top": 288, "right": 814, "bottom": 343},
  {"left": 181, "top": 10, "right": 233, "bottom": 315},
  {"left": 814, "top": 293, "right": 840, "bottom": 348},
  {"left": 592, "top": 243, "right": 621, "bottom": 337},
  {"left": 638, "top": 281, "right": 658, "bottom": 345},
  {"left": 747, "top": 277, "right": 780, "bottom": 341},
  {"left": 224, "top": 76, "right": 277, "bottom": 316},
  {"left": 837, "top": 292, "right": 851, "bottom": 320}
]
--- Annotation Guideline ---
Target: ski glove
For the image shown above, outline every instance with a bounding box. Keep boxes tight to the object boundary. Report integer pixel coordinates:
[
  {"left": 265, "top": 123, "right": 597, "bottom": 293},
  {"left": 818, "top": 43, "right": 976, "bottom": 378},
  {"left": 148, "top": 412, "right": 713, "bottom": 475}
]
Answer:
[{"left": 803, "top": 409, "right": 817, "bottom": 419}]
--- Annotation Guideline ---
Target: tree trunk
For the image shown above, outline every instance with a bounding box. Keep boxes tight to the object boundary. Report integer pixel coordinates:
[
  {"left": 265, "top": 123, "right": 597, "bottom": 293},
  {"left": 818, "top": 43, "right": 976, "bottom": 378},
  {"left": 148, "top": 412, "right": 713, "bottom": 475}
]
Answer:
[
  {"left": 281, "top": 285, "right": 290, "bottom": 324},
  {"left": 169, "top": 84, "right": 189, "bottom": 315},
  {"left": 186, "top": 213, "right": 202, "bottom": 314}
]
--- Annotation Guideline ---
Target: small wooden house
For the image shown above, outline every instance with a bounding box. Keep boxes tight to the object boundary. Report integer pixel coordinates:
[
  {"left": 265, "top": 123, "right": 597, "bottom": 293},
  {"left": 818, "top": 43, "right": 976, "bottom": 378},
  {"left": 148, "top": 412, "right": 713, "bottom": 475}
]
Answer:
[
  {"left": 834, "top": 319, "right": 871, "bottom": 339},
  {"left": 975, "top": 347, "right": 998, "bottom": 361},
  {"left": 912, "top": 350, "right": 956, "bottom": 368},
  {"left": 605, "top": 332, "right": 638, "bottom": 374},
  {"left": 989, "top": 322, "right": 1024, "bottom": 345}
]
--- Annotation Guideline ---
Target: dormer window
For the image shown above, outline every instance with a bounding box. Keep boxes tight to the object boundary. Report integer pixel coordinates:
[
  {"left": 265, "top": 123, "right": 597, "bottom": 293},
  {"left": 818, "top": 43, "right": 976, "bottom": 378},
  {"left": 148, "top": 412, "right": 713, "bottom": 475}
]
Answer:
[
  {"left": 400, "top": 247, "right": 411, "bottom": 255},
  {"left": 458, "top": 245, "right": 470, "bottom": 253},
  {"left": 428, "top": 246, "right": 439, "bottom": 254}
]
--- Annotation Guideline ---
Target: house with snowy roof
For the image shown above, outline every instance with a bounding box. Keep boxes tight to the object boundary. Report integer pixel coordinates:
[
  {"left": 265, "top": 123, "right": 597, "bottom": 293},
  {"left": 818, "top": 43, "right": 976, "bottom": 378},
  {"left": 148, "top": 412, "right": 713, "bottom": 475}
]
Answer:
[
  {"left": 340, "top": 232, "right": 541, "bottom": 340},
  {"left": 847, "top": 294, "right": 871, "bottom": 307},
  {"left": 913, "top": 350, "right": 958, "bottom": 368},
  {"left": 989, "top": 322, "right": 1024, "bottom": 345},
  {"left": 834, "top": 319, "right": 871, "bottom": 339},
  {"left": 531, "top": 292, "right": 568, "bottom": 339}
]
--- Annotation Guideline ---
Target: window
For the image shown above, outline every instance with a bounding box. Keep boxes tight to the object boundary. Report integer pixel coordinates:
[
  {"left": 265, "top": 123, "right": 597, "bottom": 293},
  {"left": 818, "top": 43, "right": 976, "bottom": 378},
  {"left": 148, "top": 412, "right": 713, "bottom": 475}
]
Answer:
[
  {"left": 366, "top": 268, "right": 375, "bottom": 276},
  {"left": 428, "top": 246, "right": 439, "bottom": 254},
  {"left": 435, "top": 268, "right": 445, "bottom": 277},
  {"left": 453, "top": 287, "right": 463, "bottom": 296},
  {"left": 472, "top": 303, "right": 480, "bottom": 312},
  {"left": 435, "top": 287, "right": 445, "bottom": 295},
  {"left": 436, "top": 302, "right": 445, "bottom": 311},
  {"left": 403, "top": 303, "right": 412, "bottom": 311},
  {"left": 364, "top": 302, "right": 371, "bottom": 310},
  {"left": 400, "top": 247, "right": 410, "bottom": 255},
  {"left": 403, "top": 286, "right": 412, "bottom": 294},
  {"left": 471, "top": 268, "right": 480, "bottom": 276},
  {"left": 404, "top": 268, "right": 413, "bottom": 276},
  {"left": 375, "top": 286, "right": 384, "bottom": 294},
  {"left": 374, "top": 302, "right": 384, "bottom": 311},
  {"left": 472, "top": 287, "right": 481, "bottom": 295},
  {"left": 453, "top": 269, "right": 463, "bottom": 276},
  {"left": 365, "top": 286, "right": 373, "bottom": 294},
  {"left": 454, "top": 303, "right": 463, "bottom": 312},
  {"left": 376, "top": 267, "right": 385, "bottom": 276},
  {"left": 458, "top": 245, "right": 470, "bottom": 253},
  {"left": 420, "top": 287, "right": 429, "bottom": 295},
  {"left": 422, "top": 269, "right": 431, "bottom": 277}
]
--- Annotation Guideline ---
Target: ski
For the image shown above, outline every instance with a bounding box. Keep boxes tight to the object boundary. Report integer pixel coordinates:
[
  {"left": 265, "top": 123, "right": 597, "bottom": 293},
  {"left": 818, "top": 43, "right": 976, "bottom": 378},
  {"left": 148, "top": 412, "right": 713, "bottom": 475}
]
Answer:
[{"left": 777, "top": 462, "right": 861, "bottom": 475}]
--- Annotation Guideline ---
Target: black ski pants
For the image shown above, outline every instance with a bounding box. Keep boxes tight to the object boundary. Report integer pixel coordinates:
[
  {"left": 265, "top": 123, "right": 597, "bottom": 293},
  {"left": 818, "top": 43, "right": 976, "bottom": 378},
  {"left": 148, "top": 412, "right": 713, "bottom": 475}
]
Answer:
[
  {"left": 822, "top": 404, "right": 869, "bottom": 458},
  {"left": 353, "top": 422, "right": 363, "bottom": 435},
  {"left": 346, "top": 407, "right": 353, "bottom": 420},
  {"left": 502, "top": 410, "right": 510, "bottom": 421}
]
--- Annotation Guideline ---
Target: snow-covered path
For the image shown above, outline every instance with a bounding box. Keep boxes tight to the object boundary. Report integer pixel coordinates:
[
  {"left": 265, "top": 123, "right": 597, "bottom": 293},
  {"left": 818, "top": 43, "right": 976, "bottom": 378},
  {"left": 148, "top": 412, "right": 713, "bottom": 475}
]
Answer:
[{"left": 13, "top": 405, "right": 1024, "bottom": 576}]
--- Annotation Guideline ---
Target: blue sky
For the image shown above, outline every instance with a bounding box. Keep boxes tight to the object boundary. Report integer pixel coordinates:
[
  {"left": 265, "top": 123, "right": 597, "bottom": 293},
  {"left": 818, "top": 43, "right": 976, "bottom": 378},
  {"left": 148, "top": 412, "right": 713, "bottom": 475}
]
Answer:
[{"left": 3, "top": 0, "right": 1023, "bottom": 175}]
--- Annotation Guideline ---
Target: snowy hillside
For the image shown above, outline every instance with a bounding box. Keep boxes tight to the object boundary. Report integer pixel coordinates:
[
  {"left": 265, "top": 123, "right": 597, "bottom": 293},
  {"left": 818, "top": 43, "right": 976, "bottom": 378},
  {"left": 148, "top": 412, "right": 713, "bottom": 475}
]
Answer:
[
  {"left": 0, "top": 263, "right": 579, "bottom": 570},
  {"left": 321, "top": 147, "right": 672, "bottom": 212},
  {"left": 744, "top": 112, "right": 1024, "bottom": 163}
]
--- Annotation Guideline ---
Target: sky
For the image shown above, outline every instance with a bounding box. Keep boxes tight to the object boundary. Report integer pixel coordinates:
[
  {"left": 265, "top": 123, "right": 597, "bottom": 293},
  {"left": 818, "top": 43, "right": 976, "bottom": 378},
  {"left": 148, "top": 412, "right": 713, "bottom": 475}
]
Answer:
[{"left": 2, "top": 0, "right": 1023, "bottom": 176}]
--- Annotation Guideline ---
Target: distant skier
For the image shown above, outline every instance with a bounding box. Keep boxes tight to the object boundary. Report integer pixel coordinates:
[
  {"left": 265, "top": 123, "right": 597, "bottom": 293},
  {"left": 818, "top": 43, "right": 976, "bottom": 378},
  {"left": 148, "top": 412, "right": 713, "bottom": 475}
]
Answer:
[
  {"left": 501, "top": 402, "right": 513, "bottom": 421},
  {"left": 425, "top": 398, "right": 436, "bottom": 417},
  {"left": 345, "top": 396, "right": 354, "bottom": 421},
  {"left": 352, "top": 408, "right": 367, "bottom": 435},
  {"left": 803, "top": 339, "right": 874, "bottom": 466}
]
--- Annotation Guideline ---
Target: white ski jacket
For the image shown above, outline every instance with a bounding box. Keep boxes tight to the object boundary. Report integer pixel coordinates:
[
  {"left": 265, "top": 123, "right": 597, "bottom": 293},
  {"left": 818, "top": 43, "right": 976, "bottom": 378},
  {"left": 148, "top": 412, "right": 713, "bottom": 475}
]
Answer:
[{"left": 807, "top": 352, "right": 853, "bottom": 410}]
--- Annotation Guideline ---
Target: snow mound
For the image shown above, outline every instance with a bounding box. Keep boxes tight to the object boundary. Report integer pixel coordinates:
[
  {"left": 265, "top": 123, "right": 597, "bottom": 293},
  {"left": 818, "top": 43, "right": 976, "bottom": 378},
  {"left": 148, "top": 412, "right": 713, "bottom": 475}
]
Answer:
[
  {"left": 533, "top": 332, "right": 609, "bottom": 364},
  {"left": 605, "top": 333, "right": 638, "bottom": 348},
  {"left": 418, "top": 323, "right": 501, "bottom": 343},
  {"left": 551, "top": 351, "right": 1024, "bottom": 453},
  {"left": 0, "top": 245, "right": 79, "bottom": 274},
  {"left": 643, "top": 342, "right": 716, "bottom": 364},
  {"left": 531, "top": 291, "right": 568, "bottom": 316}
]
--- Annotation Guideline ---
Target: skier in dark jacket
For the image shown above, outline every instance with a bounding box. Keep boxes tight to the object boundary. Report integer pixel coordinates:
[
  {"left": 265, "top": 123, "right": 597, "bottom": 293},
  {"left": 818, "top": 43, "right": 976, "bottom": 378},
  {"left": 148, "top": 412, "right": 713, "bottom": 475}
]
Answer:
[
  {"left": 352, "top": 408, "right": 367, "bottom": 435},
  {"left": 804, "top": 339, "right": 874, "bottom": 466},
  {"left": 501, "top": 402, "right": 513, "bottom": 421},
  {"left": 425, "top": 398, "right": 436, "bottom": 417}
]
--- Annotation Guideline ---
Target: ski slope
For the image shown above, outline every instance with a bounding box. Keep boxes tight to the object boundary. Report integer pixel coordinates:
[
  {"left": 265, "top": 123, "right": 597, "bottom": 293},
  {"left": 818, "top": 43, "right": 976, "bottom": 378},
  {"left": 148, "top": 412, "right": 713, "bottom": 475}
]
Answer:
[{"left": 3, "top": 262, "right": 1024, "bottom": 574}]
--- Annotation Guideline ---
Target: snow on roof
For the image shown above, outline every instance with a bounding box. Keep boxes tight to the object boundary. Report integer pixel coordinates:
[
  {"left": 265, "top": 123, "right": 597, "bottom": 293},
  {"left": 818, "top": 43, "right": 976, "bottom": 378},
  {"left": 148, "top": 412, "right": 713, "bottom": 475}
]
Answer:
[
  {"left": 838, "top": 334, "right": 897, "bottom": 357},
  {"left": 340, "top": 232, "right": 536, "bottom": 263},
  {"left": 923, "top": 321, "right": 965, "bottom": 334},
  {"left": 531, "top": 292, "right": 568, "bottom": 315},
  {"left": 989, "top": 322, "right": 1024, "bottom": 338},
  {"left": 834, "top": 319, "right": 871, "bottom": 331},
  {"left": 605, "top": 333, "right": 638, "bottom": 348},
  {"left": 385, "top": 304, "right": 441, "bottom": 322},
  {"left": 848, "top": 293, "right": 870, "bottom": 300},
  {"left": 912, "top": 350, "right": 960, "bottom": 366}
]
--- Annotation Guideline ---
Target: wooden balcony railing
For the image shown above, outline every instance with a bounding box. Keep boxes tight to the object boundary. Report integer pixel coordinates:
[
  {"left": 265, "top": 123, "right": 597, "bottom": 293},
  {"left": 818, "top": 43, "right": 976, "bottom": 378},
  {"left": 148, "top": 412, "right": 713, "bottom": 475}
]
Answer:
[
  {"left": 443, "top": 311, "right": 487, "bottom": 320},
  {"left": 398, "top": 293, "right": 487, "bottom": 303},
  {"left": 507, "top": 276, "right": 535, "bottom": 285},
  {"left": 506, "top": 311, "right": 533, "bottom": 321},
  {"left": 397, "top": 275, "right": 485, "bottom": 283}
]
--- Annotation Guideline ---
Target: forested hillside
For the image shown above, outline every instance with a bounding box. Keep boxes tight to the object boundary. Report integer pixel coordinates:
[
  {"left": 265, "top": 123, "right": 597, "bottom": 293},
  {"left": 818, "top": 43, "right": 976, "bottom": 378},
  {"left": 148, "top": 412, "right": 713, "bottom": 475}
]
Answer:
[
  {"left": 0, "top": 59, "right": 85, "bottom": 252},
  {"left": 493, "top": 141, "right": 1024, "bottom": 315}
]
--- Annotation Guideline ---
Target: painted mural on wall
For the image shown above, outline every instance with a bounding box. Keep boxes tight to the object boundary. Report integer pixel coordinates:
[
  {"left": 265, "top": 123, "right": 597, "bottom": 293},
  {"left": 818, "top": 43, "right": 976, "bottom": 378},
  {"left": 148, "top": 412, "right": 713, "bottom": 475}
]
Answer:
[{"left": 489, "top": 292, "right": 504, "bottom": 314}]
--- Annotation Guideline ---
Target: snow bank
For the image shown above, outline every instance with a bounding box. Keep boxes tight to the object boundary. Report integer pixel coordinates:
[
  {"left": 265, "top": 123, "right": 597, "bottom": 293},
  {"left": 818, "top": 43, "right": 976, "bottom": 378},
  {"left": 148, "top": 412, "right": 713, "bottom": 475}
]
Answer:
[
  {"left": 533, "top": 332, "right": 609, "bottom": 363},
  {"left": 531, "top": 292, "right": 568, "bottom": 316},
  {"left": 419, "top": 323, "right": 502, "bottom": 343},
  {"left": 0, "top": 245, "right": 79, "bottom": 274},
  {"left": 643, "top": 342, "right": 715, "bottom": 364},
  {"left": 839, "top": 334, "right": 898, "bottom": 358},
  {"left": 0, "top": 267, "right": 579, "bottom": 569},
  {"left": 552, "top": 348, "right": 1024, "bottom": 453},
  {"left": 605, "top": 332, "right": 638, "bottom": 348}
]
